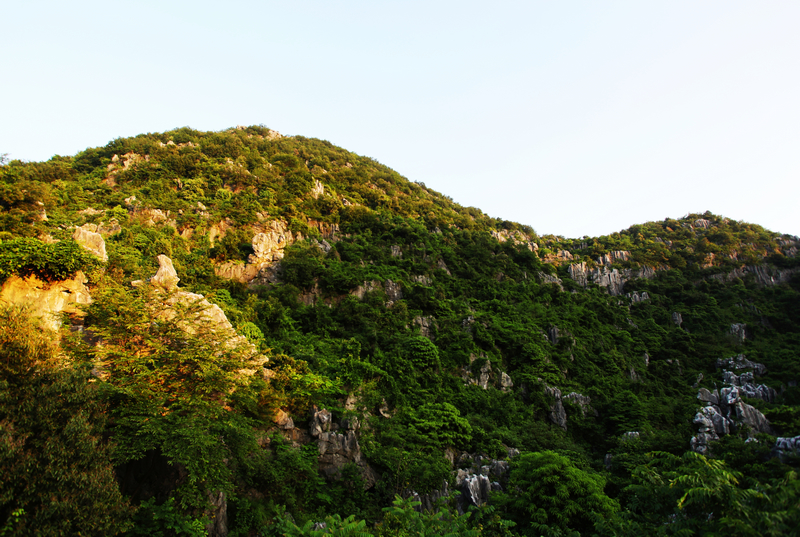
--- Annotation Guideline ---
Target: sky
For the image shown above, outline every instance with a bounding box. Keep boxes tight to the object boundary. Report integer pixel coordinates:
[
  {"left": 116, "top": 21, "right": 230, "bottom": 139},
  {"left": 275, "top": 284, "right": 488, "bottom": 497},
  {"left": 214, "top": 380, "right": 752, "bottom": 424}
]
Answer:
[{"left": 2, "top": 1, "right": 799, "bottom": 238}]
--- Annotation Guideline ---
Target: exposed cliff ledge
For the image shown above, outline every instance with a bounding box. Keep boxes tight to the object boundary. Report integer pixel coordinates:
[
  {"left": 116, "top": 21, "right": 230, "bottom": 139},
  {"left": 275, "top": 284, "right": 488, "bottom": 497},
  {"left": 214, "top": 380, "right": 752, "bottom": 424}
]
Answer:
[
  {"left": 0, "top": 272, "right": 91, "bottom": 331},
  {"left": 214, "top": 218, "right": 340, "bottom": 284},
  {"left": 141, "top": 255, "right": 268, "bottom": 377},
  {"left": 691, "top": 354, "right": 774, "bottom": 454},
  {"left": 567, "top": 262, "right": 657, "bottom": 296}
]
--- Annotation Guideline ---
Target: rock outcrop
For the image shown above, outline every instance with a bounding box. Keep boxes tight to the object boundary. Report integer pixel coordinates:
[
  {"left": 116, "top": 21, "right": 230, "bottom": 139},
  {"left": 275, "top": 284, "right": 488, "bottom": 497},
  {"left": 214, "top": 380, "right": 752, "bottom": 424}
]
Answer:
[
  {"left": 0, "top": 271, "right": 92, "bottom": 331},
  {"left": 150, "top": 255, "right": 181, "bottom": 290},
  {"left": 142, "top": 255, "right": 268, "bottom": 376},
  {"left": 773, "top": 435, "right": 800, "bottom": 461},
  {"left": 627, "top": 291, "right": 650, "bottom": 303},
  {"left": 730, "top": 323, "right": 747, "bottom": 344},
  {"left": 413, "top": 316, "right": 436, "bottom": 339},
  {"left": 567, "top": 262, "right": 656, "bottom": 296},
  {"left": 563, "top": 392, "right": 595, "bottom": 417},
  {"left": 490, "top": 230, "right": 537, "bottom": 252},
  {"left": 716, "top": 354, "right": 767, "bottom": 376},
  {"left": 537, "top": 271, "right": 563, "bottom": 289},
  {"left": 215, "top": 219, "right": 340, "bottom": 285},
  {"left": 691, "top": 355, "right": 774, "bottom": 453},
  {"left": 73, "top": 224, "right": 108, "bottom": 262},
  {"left": 707, "top": 264, "right": 800, "bottom": 287},
  {"left": 544, "top": 385, "right": 568, "bottom": 430},
  {"left": 308, "top": 408, "right": 378, "bottom": 488}
]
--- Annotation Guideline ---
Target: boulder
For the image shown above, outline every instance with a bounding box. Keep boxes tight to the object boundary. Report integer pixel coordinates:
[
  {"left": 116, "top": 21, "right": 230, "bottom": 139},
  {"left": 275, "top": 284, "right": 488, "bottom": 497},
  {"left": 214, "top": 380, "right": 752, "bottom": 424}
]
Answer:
[
  {"left": 72, "top": 224, "right": 108, "bottom": 262},
  {"left": 500, "top": 372, "right": 514, "bottom": 392},
  {"left": 149, "top": 255, "right": 180, "bottom": 291}
]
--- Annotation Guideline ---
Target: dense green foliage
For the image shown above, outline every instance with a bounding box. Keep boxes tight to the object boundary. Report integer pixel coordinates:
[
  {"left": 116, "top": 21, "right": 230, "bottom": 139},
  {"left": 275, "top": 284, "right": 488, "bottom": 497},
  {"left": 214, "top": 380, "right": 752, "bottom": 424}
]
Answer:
[{"left": 1, "top": 126, "right": 799, "bottom": 535}]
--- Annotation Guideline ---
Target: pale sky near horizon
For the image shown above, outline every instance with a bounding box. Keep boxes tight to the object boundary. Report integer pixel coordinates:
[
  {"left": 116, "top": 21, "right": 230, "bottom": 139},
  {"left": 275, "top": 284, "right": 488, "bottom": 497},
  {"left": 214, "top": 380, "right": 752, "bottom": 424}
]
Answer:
[{"left": 2, "top": 1, "right": 799, "bottom": 238}]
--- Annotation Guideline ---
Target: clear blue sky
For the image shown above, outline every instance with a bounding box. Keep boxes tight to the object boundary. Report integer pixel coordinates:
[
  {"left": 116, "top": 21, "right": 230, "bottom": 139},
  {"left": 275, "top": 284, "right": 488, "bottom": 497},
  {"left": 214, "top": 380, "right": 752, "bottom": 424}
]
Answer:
[{"left": 3, "top": 1, "right": 799, "bottom": 238}]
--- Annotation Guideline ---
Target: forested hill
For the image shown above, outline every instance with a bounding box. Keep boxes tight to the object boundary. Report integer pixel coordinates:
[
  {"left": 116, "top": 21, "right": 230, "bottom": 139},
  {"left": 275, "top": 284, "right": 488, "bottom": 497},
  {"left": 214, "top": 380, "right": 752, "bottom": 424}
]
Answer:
[{"left": 1, "top": 126, "right": 799, "bottom": 536}]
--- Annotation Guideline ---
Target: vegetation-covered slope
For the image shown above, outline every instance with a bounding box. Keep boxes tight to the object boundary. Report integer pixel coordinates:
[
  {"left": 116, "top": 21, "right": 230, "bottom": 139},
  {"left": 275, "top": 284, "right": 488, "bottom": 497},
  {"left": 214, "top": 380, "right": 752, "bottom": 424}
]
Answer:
[{"left": 1, "top": 127, "right": 799, "bottom": 536}]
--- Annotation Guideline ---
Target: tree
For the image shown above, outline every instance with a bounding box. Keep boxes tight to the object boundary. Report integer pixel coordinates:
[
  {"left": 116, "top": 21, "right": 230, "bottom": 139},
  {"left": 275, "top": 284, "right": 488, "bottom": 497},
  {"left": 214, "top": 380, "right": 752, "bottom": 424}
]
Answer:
[
  {"left": 0, "top": 305, "right": 132, "bottom": 535},
  {"left": 493, "top": 451, "right": 618, "bottom": 535},
  {"left": 73, "top": 283, "right": 266, "bottom": 510}
]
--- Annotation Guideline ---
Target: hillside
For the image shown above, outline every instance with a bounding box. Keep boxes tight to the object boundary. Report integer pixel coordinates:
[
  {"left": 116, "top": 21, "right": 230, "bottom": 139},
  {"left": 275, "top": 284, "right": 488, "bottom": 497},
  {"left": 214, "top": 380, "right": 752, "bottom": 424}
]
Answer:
[{"left": 1, "top": 126, "right": 799, "bottom": 536}]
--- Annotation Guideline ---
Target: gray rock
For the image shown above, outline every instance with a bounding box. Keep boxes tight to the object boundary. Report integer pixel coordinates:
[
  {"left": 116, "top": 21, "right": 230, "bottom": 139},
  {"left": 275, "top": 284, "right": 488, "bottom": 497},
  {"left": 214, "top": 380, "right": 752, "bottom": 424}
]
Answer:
[
  {"left": 205, "top": 490, "right": 227, "bottom": 537},
  {"left": 413, "top": 316, "right": 436, "bottom": 338},
  {"left": 564, "top": 392, "right": 595, "bottom": 416},
  {"left": 544, "top": 385, "right": 568, "bottom": 430},
  {"left": 463, "top": 355, "right": 492, "bottom": 390},
  {"left": 691, "top": 363, "right": 774, "bottom": 452},
  {"left": 500, "top": 372, "right": 513, "bottom": 391},
  {"left": 597, "top": 250, "right": 630, "bottom": 266},
  {"left": 735, "top": 401, "right": 773, "bottom": 434},
  {"left": 384, "top": 279, "right": 403, "bottom": 302},
  {"left": 672, "top": 312, "right": 683, "bottom": 327},
  {"left": 627, "top": 291, "right": 650, "bottom": 303},
  {"left": 410, "top": 275, "right": 432, "bottom": 286},
  {"left": 460, "top": 473, "right": 491, "bottom": 508},
  {"left": 309, "top": 408, "right": 333, "bottom": 437},
  {"left": 773, "top": 435, "right": 800, "bottom": 461},
  {"left": 707, "top": 265, "right": 800, "bottom": 287},
  {"left": 537, "top": 271, "right": 563, "bottom": 289},
  {"left": 716, "top": 354, "right": 767, "bottom": 376},
  {"left": 566, "top": 262, "right": 656, "bottom": 296},
  {"left": 730, "top": 323, "right": 747, "bottom": 344},
  {"left": 697, "top": 388, "right": 720, "bottom": 406}
]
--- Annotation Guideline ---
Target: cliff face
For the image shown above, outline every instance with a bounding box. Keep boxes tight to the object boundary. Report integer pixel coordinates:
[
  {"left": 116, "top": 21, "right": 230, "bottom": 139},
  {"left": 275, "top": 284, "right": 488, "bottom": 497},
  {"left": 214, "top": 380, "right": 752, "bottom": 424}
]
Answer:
[{"left": 0, "top": 272, "right": 91, "bottom": 331}]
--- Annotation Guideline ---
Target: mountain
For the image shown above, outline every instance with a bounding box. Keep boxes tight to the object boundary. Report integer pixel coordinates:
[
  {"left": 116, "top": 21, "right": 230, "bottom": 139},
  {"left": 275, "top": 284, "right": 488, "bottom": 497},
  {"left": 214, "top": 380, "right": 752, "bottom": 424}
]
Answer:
[{"left": 1, "top": 126, "right": 799, "bottom": 536}]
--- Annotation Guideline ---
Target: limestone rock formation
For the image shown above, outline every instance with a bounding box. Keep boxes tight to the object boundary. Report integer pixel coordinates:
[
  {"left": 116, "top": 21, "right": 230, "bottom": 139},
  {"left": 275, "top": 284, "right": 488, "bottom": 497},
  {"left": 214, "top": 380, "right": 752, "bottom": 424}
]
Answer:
[
  {"left": 544, "top": 385, "right": 568, "bottom": 430},
  {"left": 730, "top": 323, "right": 747, "bottom": 344},
  {"left": 716, "top": 354, "right": 767, "bottom": 376},
  {"left": 567, "top": 262, "right": 656, "bottom": 296},
  {"left": 384, "top": 280, "right": 403, "bottom": 302},
  {"left": 500, "top": 372, "right": 514, "bottom": 392},
  {"left": 597, "top": 250, "right": 630, "bottom": 266},
  {"left": 462, "top": 355, "right": 492, "bottom": 390},
  {"left": 773, "top": 435, "right": 800, "bottom": 461},
  {"left": 72, "top": 224, "right": 108, "bottom": 262},
  {"left": 537, "top": 271, "right": 563, "bottom": 289},
  {"left": 308, "top": 408, "right": 378, "bottom": 488},
  {"left": 453, "top": 452, "right": 513, "bottom": 512},
  {"left": 0, "top": 271, "right": 91, "bottom": 331},
  {"left": 149, "top": 255, "right": 180, "bottom": 290},
  {"left": 707, "top": 264, "right": 800, "bottom": 287},
  {"left": 410, "top": 275, "right": 432, "bottom": 286},
  {"left": 143, "top": 255, "right": 267, "bottom": 377},
  {"left": 627, "top": 291, "right": 650, "bottom": 303},
  {"left": 413, "top": 315, "right": 436, "bottom": 338},
  {"left": 691, "top": 356, "right": 774, "bottom": 453},
  {"left": 564, "top": 392, "right": 595, "bottom": 417}
]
